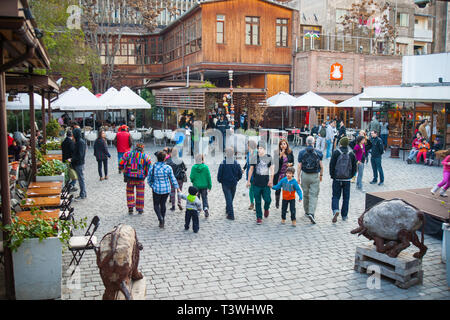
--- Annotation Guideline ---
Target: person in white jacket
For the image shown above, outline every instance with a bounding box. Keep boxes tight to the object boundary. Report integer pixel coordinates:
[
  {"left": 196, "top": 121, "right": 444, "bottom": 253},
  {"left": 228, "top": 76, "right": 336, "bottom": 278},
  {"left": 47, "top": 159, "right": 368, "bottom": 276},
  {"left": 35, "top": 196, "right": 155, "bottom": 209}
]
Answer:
[{"left": 325, "top": 120, "right": 336, "bottom": 159}]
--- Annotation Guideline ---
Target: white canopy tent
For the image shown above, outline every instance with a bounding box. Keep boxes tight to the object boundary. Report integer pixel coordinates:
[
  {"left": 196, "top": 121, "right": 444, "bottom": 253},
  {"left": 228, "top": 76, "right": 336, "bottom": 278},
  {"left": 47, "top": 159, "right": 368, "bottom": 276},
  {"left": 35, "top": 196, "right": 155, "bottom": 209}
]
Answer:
[
  {"left": 266, "top": 91, "right": 296, "bottom": 129},
  {"left": 52, "top": 86, "right": 105, "bottom": 130},
  {"left": 97, "top": 87, "right": 119, "bottom": 124},
  {"left": 337, "top": 93, "right": 381, "bottom": 130},
  {"left": 6, "top": 93, "right": 49, "bottom": 132},
  {"left": 102, "top": 86, "right": 151, "bottom": 129},
  {"left": 293, "top": 91, "right": 336, "bottom": 107}
]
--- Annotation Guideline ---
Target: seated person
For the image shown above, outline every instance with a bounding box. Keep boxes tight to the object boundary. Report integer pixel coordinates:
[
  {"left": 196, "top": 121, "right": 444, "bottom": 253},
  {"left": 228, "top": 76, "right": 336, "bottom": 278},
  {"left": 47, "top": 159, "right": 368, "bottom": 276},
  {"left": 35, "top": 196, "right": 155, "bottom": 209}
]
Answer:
[
  {"left": 425, "top": 137, "right": 443, "bottom": 166},
  {"left": 407, "top": 132, "right": 422, "bottom": 164},
  {"left": 416, "top": 138, "right": 430, "bottom": 164},
  {"left": 8, "top": 139, "right": 22, "bottom": 161}
]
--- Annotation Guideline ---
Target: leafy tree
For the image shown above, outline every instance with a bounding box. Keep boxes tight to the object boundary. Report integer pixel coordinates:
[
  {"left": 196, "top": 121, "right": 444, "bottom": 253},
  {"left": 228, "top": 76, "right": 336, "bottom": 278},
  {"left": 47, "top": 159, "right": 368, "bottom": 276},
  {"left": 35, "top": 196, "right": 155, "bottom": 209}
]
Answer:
[{"left": 29, "top": 0, "right": 101, "bottom": 91}]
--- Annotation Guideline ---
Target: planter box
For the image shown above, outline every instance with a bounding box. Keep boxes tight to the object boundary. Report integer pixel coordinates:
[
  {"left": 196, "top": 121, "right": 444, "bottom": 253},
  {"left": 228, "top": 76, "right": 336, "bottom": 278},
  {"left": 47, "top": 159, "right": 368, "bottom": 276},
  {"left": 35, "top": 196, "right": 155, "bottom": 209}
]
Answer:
[
  {"left": 47, "top": 150, "right": 62, "bottom": 155},
  {"left": 36, "top": 172, "right": 65, "bottom": 182},
  {"left": 12, "top": 237, "right": 62, "bottom": 300}
]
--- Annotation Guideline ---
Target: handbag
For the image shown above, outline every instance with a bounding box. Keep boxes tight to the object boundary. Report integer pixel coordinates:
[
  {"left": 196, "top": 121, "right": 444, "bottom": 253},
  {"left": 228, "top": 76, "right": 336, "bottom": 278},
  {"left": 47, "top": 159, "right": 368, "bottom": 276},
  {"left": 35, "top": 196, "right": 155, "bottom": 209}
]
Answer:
[{"left": 68, "top": 168, "right": 78, "bottom": 180}]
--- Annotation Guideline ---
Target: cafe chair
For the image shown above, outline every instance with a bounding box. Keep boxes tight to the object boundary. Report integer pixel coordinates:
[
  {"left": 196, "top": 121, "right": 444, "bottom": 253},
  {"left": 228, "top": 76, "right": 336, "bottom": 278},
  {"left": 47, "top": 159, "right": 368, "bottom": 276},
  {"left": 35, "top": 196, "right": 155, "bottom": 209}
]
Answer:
[
  {"left": 61, "top": 181, "right": 73, "bottom": 200},
  {"left": 68, "top": 215, "right": 100, "bottom": 274},
  {"left": 59, "top": 207, "right": 74, "bottom": 222},
  {"left": 59, "top": 194, "right": 74, "bottom": 213},
  {"left": 153, "top": 130, "right": 164, "bottom": 146}
]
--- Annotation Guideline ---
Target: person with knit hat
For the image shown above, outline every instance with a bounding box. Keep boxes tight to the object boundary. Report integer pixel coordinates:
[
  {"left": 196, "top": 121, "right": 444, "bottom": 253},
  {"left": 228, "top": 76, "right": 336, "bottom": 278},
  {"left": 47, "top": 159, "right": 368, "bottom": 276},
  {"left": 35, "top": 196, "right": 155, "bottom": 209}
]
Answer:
[
  {"left": 329, "top": 136, "right": 357, "bottom": 223},
  {"left": 119, "top": 142, "right": 152, "bottom": 215},
  {"left": 114, "top": 124, "right": 132, "bottom": 173}
]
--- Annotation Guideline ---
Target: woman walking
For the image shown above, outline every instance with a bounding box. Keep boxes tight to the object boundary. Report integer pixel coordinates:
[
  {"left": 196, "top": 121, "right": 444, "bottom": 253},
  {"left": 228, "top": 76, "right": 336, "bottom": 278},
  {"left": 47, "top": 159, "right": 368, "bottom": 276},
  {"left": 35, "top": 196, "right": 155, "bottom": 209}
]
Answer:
[
  {"left": 119, "top": 143, "right": 152, "bottom": 215},
  {"left": 353, "top": 135, "right": 366, "bottom": 192},
  {"left": 148, "top": 150, "right": 180, "bottom": 228},
  {"left": 273, "top": 139, "right": 294, "bottom": 209},
  {"left": 93, "top": 129, "right": 111, "bottom": 181}
]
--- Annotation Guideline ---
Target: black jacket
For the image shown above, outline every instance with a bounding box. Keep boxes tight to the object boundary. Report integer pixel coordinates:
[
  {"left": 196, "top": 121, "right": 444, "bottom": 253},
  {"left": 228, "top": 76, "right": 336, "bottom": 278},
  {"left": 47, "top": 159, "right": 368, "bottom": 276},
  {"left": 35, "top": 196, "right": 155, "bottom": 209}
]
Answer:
[
  {"left": 274, "top": 151, "right": 294, "bottom": 183},
  {"left": 370, "top": 136, "right": 384, "bottom": 158},
  {"left": 61, "top": 136, "right": 74, "bottom": 162},
  {"left": 329, "top": 146, "right": 357, "bottom": 180},
  {"left": 93, "top": 138, "right": 111, "bottom": 161},
  {"left": 215, "top": 119, "right": 229, "bottom": 134},
  {"left": 165, "top": 157, "right": 187, "bottom": 180},
  {"left": 71, "top": 128, "right": 86, "bottom": 166},
  {"left": 217, "top": 158, "right": 242, "bottom": 187}
]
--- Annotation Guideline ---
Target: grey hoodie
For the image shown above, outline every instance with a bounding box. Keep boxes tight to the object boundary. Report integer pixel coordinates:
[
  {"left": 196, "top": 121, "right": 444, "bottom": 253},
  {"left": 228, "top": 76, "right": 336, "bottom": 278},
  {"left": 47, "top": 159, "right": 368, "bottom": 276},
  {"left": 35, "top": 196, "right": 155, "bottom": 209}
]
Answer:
[{"left": 180, "top": 193, "right": 202, "bottom": 212}]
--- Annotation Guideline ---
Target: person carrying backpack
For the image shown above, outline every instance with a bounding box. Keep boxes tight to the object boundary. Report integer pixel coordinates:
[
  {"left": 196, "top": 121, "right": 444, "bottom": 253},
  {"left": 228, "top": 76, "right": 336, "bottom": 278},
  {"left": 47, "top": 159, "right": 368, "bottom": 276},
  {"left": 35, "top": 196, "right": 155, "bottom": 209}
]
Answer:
[
  {"left": 297, "top": 136, "right": 323, "bottom": 224},
  {"left": 329, "top": 137, "right": 357, "bottom": 223},
  {"left": 166, "top": 147, "right": 187, "bottom": 211}
]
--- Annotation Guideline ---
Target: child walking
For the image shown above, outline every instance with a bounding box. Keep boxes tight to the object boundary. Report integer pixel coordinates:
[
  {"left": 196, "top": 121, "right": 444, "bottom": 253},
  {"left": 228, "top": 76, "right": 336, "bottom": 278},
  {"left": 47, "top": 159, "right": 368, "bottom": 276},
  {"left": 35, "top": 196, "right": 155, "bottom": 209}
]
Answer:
[
  {"left": 431, "top": 151, "right": 450, "bottom": 197},
  {"left": 243, "top": 140, "right": 258, "bottom": 210},
  {"left": 180, "top": 186, "right": 203, "bottom": 233},
  {"left": 190, "top": 154, "right": 212, "bottom": 217},
  {"left": 272, "top": 167, "right": 303, "bottom": 226}
]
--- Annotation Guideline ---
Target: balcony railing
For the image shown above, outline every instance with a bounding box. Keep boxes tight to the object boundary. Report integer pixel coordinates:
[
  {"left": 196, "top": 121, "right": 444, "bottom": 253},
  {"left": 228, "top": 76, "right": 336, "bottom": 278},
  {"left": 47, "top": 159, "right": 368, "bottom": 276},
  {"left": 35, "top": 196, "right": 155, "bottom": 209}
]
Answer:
[
  {"left": 414, "top": 28, "right": 433, "bottom": 42},
  {"left": 296, "top": 33, "right": 396, "bottom": 55}
]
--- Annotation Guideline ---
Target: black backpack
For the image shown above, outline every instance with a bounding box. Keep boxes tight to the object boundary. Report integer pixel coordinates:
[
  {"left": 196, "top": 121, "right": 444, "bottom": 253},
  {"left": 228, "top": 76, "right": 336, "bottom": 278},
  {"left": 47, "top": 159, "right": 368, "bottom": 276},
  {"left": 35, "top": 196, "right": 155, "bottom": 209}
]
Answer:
[
  {"left": 301, "top": 149, "right": 320, "bottom": 173},
  {"left": 335, "top": 148, "right": 353, "bottom": 180}
]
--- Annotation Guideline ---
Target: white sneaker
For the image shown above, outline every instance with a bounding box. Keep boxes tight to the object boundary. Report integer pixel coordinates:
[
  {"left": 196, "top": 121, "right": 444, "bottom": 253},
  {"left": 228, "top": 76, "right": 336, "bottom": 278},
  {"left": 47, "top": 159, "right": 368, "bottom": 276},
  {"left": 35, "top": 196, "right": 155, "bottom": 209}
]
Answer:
[
  {"left": 431, "top": 186, "right": 439, "bottom": 195},
  {"left": 439, "top": 190, "right": 448, "bottom": 197}
]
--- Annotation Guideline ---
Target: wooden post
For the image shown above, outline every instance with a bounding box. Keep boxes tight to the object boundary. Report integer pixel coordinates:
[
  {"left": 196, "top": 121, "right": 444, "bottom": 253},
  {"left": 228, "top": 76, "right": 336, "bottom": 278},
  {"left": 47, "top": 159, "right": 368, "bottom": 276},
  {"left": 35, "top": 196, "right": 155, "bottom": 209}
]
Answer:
[
  {"left": 29, "top": 85, "right": 36, "bottom": 181},
  {"left": 0, "top": 43, "right": 15, "bottom": 299},
  {"left": 41, "top": 89, "right": 46, "bottom": 143},
  {"left": 47, "top": 91, "right": 52, "bottom": 122}
]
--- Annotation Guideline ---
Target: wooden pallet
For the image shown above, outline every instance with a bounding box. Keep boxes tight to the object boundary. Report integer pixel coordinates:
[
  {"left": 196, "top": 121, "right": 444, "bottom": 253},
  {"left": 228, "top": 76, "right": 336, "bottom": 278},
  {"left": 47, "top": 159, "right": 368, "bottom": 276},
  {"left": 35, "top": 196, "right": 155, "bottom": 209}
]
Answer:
[
  {"left": 354, "top": 244, "right": 423, "bottom": 289},
  {"left": 116, "top": 276, "right": 146, "bottom": 300}
]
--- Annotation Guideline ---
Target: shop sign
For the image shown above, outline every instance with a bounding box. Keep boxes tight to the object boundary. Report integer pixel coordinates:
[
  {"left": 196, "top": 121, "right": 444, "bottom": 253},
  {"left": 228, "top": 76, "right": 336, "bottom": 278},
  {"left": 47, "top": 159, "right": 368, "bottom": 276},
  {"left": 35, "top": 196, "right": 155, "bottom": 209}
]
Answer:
[{"left": 330, "top": 63, "right": 343, "bottom": 81}]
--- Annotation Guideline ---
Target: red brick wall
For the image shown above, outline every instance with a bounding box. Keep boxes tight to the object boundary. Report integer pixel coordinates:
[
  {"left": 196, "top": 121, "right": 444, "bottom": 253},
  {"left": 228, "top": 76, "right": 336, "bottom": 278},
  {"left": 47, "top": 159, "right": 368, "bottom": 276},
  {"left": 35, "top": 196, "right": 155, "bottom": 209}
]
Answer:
[{"left": 293, "top": 51, "right": 402, "bottom": 100}]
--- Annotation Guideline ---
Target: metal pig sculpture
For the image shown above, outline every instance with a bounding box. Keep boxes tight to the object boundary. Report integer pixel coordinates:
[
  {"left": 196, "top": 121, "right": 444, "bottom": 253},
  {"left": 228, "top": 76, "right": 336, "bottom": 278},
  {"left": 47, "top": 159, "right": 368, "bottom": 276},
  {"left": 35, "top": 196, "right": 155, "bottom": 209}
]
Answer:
[
  {"left": 96, "top": 224, "right": 144, "bottom": 300},
  {"left": 351, "top": 199, "right": 427, "bottom": 259}
]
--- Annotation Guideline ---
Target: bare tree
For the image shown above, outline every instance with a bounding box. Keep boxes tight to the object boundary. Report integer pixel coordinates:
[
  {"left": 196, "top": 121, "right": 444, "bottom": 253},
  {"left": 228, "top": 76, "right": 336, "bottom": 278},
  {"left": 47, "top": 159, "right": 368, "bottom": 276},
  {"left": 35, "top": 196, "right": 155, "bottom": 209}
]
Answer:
[
  {"left": 341, "top": 0, "right": 398, "bottom": 55},
  {"left": 80, "top": 0, "right": 177, "bottom": 93}
]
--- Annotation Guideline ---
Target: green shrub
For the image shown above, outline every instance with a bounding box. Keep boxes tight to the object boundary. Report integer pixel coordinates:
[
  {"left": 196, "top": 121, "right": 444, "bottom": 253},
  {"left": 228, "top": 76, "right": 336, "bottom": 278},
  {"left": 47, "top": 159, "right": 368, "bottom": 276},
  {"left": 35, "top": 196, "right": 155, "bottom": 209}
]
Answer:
[{"left": 46, "top": 119, "right": 61, "bottom": 138}]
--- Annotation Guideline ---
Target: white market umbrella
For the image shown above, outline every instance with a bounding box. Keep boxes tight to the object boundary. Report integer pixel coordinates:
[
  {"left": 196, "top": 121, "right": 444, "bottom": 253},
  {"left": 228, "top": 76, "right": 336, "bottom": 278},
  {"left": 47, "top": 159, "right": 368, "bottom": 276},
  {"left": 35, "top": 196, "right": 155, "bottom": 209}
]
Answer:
[
  {"left": 293, "top": 91, "right": 336, "bottom": 107},
  {"left": 97, "top": 87, "right": 119, "bottom": 125},
  {"left": 267, "top": 91, "right": 296, "bottom": 130},
  {"left": 6, "top": 93, "right": 49, "bottom": 132},
  {"left": 337, "top": 93, "right": 380, "bottom": 130}
]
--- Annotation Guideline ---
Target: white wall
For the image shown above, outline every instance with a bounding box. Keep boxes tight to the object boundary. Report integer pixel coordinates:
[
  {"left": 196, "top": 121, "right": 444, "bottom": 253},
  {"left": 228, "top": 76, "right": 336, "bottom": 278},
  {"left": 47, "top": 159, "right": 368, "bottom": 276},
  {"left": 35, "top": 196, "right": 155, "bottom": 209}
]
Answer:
[{"left": 402, "top": 52, "right": 450, "bottom": 84}]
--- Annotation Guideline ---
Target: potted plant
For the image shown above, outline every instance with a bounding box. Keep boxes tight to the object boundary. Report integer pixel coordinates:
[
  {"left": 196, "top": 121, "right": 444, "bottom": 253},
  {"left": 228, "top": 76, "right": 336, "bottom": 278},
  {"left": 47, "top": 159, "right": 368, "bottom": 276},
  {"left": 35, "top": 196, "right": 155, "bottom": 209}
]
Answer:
[
  {"left": 46, "top": 119, "right": 61, "bottom": 139},
  {"left": 0, "top": 208, "right": 87, "bottom": 300},
  {"left": 36, "top": 159, "right": 68, "bottom": 182},
  {"left": 43, "top": 140, "right": 62, "bottom": 155}
]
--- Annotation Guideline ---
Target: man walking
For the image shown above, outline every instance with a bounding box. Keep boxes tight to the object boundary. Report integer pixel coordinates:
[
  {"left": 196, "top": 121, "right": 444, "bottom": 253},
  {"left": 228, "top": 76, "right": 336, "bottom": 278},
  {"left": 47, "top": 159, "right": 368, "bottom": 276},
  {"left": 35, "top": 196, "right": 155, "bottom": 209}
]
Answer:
[
  {"left": 329, "top": 137, "right": 357, "bottom": 223},
  {"left": 369, "top": 116, "right": 381, "bottom": 136},
  {"left": 61, "top": 130, "right": 77, "bottom": 192},
  {"left": 114, "top": 125, "right": 132, "bottom": 173},
  {"left": 215, "top": 114, "right": 229, "bottom": 151},
  {"left": 297, "top": 136, "right": 323, "bottom": 224},
  {"left": 71, "top": 128, "right": 87, "bottom": 200},
  {"left": 369, "top": 130, "right": 385, "bottom": 186}
]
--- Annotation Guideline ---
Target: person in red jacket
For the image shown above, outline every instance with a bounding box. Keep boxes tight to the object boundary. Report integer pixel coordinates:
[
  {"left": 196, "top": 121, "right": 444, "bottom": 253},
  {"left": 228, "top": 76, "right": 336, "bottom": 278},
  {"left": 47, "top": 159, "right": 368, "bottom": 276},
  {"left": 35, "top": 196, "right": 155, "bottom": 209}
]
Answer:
[{"left": 113, "top": 125, "right": 132, "bottom": 173}]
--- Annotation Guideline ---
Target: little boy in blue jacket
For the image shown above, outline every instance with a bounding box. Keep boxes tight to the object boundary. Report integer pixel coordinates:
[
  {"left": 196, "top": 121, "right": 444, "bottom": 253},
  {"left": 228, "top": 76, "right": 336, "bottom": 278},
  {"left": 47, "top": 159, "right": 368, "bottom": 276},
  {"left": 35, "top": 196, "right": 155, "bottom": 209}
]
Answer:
[{"left": 272, "top": 167, "right": 303, "bottom": 226}]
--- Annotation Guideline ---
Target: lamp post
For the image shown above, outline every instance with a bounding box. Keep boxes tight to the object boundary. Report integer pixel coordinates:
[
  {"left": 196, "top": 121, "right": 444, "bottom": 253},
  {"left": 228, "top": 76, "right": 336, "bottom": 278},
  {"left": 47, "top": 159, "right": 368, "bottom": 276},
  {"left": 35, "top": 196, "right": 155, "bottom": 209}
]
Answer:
[{"left": 228, "top": 70, "right": 234, "bottom": 128}]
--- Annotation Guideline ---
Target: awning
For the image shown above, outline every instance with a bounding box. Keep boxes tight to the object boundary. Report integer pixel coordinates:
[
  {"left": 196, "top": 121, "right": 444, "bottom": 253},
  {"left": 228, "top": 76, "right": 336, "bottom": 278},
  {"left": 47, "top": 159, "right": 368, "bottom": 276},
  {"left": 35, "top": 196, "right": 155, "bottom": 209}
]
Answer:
[
  {"left": 360, "top": 86, "right": 450, "bottom": 103},
  {"left": 104, "top": 86, "right": 151, "bottom": 110}
]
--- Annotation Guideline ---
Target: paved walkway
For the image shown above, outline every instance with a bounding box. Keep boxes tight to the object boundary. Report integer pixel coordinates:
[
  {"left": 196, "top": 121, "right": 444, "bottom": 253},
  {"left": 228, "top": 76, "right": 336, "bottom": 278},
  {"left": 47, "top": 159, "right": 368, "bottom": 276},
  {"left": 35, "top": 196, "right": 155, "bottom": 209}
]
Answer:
[{"left": 3, "top": 142, "right": 448, "bottom": 300}]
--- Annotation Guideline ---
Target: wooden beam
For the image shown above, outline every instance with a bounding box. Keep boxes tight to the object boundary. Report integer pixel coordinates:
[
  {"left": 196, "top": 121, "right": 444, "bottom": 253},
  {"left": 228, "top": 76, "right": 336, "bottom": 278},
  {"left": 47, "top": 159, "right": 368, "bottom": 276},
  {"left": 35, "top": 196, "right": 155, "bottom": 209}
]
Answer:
[
  {"left": 29, "top": 85, "right": 36, "bottom": 181},
  {"left": 41, "top": 89, "right": 46, "bottom": 142}
]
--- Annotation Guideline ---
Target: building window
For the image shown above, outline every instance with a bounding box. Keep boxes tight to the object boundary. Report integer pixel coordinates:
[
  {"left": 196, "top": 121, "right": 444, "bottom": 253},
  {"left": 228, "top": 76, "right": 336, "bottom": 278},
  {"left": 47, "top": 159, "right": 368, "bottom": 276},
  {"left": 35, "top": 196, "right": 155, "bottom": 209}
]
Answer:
[
  {"left": 245, "top": 16, "right": 260, "bottom": 45},
  {"left": 217, "top": 14, "right": 225, "bottom": 44},
  {"left": 276, "top": 18, "right": 288, "bottom": 47},
  {"left": 397, "top": 13, "right": 409, "bottom": 27}
]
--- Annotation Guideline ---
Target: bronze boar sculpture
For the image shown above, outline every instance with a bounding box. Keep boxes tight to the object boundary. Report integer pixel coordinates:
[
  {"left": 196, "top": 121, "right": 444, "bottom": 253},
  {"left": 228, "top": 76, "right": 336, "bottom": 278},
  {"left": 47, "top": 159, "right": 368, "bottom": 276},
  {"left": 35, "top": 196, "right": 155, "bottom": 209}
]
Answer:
[
  {"left": 351, "top": 199, "right": 427, "bottom": 259},
  {"left": 96, "top": 224, "right": 144, "bottom": 300}
]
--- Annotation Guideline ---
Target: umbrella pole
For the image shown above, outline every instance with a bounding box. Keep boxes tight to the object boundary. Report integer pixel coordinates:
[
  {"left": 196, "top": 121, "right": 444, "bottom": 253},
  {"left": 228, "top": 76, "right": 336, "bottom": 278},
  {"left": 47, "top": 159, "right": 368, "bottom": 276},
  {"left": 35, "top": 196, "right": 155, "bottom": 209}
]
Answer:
[
  {"left": 16, "top": 113, "right": 18, "bottom": 131},
  {"left": 21, "top": 110, "right": 24, "bottom": 132},
  {"left": 282, "top": 106, "right": 284, "bottom": 130}
]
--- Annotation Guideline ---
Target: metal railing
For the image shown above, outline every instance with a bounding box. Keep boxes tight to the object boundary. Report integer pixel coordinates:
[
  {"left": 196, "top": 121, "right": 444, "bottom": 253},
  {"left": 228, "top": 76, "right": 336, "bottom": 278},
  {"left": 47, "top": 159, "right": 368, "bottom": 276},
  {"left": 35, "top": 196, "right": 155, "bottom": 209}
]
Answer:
[{"left": 296, "top": 33, "right": 395, "bottom": 55}]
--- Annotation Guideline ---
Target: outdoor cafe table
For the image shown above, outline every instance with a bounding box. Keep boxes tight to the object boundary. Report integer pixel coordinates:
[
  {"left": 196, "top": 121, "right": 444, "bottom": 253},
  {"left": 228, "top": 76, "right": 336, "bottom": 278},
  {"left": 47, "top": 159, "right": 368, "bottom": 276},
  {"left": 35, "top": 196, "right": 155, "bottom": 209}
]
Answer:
[
  {"left": 15, "top": 209, "right": 60, "bottom": 222},
  {"left": 21, "top": 196, "right": 61, "bottom": 209},
  {"left": 28, "top": 181, "right": 63, "bottom": 190},
  {"left": 26, "top": 188, "right": 61, "bottom": 197}
]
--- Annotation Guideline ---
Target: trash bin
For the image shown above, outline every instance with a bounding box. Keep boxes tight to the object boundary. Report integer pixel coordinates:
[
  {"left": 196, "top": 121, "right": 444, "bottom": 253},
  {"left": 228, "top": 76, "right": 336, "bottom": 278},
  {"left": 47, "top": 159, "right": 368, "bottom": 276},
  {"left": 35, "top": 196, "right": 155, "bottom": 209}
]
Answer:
[
  {"left": 390, "top": 145, "right": 400, "bottom": 158},
  {"left": 443, "top": 223, "right": 450, "bottom": 286}
]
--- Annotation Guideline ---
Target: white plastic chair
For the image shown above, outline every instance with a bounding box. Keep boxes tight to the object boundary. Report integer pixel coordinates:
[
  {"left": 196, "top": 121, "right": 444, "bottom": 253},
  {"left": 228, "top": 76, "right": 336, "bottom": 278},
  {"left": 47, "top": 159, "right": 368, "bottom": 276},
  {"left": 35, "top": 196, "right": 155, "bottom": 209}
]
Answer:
[
  {"left": 144, "top": 128, "right": 153, "bottom": 142},
  {"left": 86, "top": 131, "right": 97, "bottom": 148},
  {"left": 153, "top": 130, "right": 164, "bottom": 146},
  {"left": 130, "top": 131, "right": 142, "bottom": 143},
  {"left": 105, "top": 131, "right": 116, "bottom": 146}
]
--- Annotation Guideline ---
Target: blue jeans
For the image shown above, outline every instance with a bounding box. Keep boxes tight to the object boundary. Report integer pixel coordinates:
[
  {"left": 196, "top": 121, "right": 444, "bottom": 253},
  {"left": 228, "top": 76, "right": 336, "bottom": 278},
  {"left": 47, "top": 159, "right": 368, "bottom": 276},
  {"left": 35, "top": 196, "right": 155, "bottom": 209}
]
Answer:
[
  {"left": 356, "top": 162, "right": 364, "bottom": 189},
  {"left": 371, "top": 156, "right": 384, "bottom": 183},
  {"left": 332, "top": 180, "right": 351, "bottom": 218},
  {"left": 222, "top": 184, "right": 237, "bottom": 218},
  {"left": 380, "top": 134, "right": 388, "bottom": 149},
  {"left": 185, "top": 209, "right": 199, "bottom": 232},
  {"left": 326, "top": 139, "right": 333, "bottom": 158},
  {"left": 407, "top": 149, "right": 418, "bottom": 161},
  {"left": 73, "top": 164, "right": 86, "bottom": 198}
]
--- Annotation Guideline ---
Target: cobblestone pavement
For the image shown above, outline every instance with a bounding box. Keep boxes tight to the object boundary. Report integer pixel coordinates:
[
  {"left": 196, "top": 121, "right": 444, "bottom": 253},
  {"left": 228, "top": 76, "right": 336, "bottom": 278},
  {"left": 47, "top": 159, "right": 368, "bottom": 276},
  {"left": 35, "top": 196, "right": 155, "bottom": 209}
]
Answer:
[{"left": 58, "top": 143, "right": 449, "bottom": 300}]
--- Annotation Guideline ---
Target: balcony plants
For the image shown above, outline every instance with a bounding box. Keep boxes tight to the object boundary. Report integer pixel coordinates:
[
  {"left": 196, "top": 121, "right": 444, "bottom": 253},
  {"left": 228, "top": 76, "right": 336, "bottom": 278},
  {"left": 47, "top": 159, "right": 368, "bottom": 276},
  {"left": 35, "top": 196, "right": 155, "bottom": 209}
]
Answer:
[{"left": 0, "top": 207, "right": 87, "bottom": 299}]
